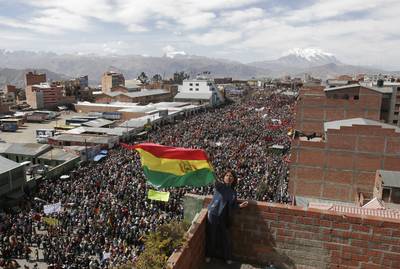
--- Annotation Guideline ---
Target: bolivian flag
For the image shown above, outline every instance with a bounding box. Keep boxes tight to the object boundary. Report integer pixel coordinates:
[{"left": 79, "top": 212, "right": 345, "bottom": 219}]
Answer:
[{"left": 122, "top": 143, "right": 215, "bottom": 188}]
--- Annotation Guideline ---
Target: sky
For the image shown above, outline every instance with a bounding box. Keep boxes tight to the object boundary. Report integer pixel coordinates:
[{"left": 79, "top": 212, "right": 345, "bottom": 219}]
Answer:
[{"left": 0, "top": 0, "right": 399, "bottom": 70}]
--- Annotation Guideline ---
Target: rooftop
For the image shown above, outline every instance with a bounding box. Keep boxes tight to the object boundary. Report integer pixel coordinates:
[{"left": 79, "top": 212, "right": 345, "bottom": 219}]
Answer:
[
  {"left": 324, "top": 84, "right": 393, "bottom": 94},
  {"left": 309, "top": 202, "right": 400, "bottom": 220},
  {"left": 82, "top": 118, "right": 114, "bottom": 128},
  {"left": 174, "top": 92, "right": 213, "bottom": 100},
  {"left": 37, "top": 148, "right": 77, "bottom": 162},
  {"left": 0, "top": 143, "right": 51, "bottom": 156},
  {"left": 50, "top": 134, "right": 117, "bottom": 144},
  {"left": 377, "top": 170, "right": 400, "bottom": 188},
  {"left": 0, "top": 155, "right": 22, "bottom": 173},
  {"left": 324, "top": 118, "right": 400, "bottom": 133},
  {"left": 102, "top": 89, "right": 169, "bottom": 98},
  {"left": 119, "top": 114, "right": 161, "bottom": 128},
  {"left": 65, "top": 126, "right": 133, "bottom": 136}
]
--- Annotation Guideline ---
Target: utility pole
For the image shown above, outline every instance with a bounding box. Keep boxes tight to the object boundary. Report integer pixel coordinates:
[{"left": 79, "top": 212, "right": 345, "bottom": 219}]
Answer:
[{"left": 84, "top": 139, "right": 88, "bottom": 162}]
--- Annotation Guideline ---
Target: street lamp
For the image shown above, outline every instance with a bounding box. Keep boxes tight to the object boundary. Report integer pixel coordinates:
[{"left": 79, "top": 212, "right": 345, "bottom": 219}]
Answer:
[{"left": 33, "top": 197, "right": 49, "bottom": 204}]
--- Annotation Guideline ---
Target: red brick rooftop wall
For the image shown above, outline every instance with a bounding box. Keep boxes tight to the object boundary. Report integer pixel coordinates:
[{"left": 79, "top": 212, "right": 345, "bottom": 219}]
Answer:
[
  {"left": 228, "top": 201, "right": 400, "bottom": 269},
  {"left": 169, "top": 196, "right": 400, "bottom": 269},
  {"left": 167, "top": 209, "right": 207, "bottom": 269}
]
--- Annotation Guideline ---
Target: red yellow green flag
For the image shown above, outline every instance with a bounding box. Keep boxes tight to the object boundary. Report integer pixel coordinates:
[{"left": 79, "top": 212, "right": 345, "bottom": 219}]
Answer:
[{"left": 122, "top": 143, "right": 215, "bottom": 188}]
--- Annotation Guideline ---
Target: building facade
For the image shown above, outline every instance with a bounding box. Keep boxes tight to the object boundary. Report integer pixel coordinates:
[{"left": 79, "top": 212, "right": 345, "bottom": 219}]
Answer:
[
  {"left": 26, "top": 83, "right": 64, "bottom": 109},
  {"left": 174, "top": 79, "right": 224, "bottom": 106},
  {"left": 295, "top": 85, "right": 386, "bottom": 135},
  {"left": 289, "top": 120, "right": 400, "bottom": 204},
  {"left": 25, "top": 71, "right": 46, "bottom": 87},
  {"left": 101, "top": 71, "right": 125, "bottom": 93}
]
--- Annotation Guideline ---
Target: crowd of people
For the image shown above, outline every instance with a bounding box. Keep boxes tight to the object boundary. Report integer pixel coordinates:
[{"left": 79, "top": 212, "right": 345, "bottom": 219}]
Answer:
[{"left": 0, "top": 89, "right": 296, "bottom": 268}]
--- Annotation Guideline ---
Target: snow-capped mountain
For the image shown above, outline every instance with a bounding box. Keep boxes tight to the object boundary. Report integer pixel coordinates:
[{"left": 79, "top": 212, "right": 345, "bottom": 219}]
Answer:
[
  {"left": 248, "top": 47, "right": 389, "bottom": 78},
  {"left": 0, "top": 49, "right": 269, "bottom": 87},
  {"left": 250, "top": 48, "right": 341, "bottom": 70},
  {"left": 279, "top": 48, "right": 341, "bottom": 67}
]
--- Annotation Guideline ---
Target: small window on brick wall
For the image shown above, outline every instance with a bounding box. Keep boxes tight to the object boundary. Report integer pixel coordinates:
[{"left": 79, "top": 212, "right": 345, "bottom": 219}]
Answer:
[{"left": 354, "top": 95, "right": 359, "bottom": 100}]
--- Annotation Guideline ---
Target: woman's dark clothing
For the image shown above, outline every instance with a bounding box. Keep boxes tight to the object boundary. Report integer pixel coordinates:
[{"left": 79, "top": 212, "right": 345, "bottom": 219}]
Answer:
[{"left": 206, "top": 182, "right": 239, "bottom": 261}]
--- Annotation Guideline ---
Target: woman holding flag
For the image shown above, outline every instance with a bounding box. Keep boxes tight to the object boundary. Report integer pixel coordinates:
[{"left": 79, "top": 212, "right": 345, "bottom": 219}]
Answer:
[{"left": 206, "top": 170, "right": 248, "bottom": 265}]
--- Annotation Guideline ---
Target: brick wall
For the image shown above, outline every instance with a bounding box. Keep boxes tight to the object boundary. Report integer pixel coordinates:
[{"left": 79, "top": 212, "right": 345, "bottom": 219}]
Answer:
[
  {"left": 290, "top": 125, "right": 400, "bottom": 202},
  {"left": 167, "top": 209, "right": 207, "bottom": 269},
  {"left": 295, "top": 87, "right": 382, "bottom": 134},
  {"left": 229, "top": 201, "right": 400, "bottom": 269},
  {"left": 170, "top": 197, "right": 400, "bottom": 269},
  {"left": 25, "top": 72, "right": 46, "bottom": 87}
]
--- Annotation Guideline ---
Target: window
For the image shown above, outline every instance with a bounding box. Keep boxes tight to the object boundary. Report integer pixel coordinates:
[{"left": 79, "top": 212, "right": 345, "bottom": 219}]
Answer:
[
  {"left": 195, "top": 83, "right": 199, "bottom": 86},
  {"left": 189, "top": 83, "right": 193, "bottom": 86},
  {"left": 392, "top": 188, "right": 400, "bottom": 203},
  {"left": 195, "top": 88, "right": 199, "bottom": 91},
  {"left": 189, "top": 88, "right": 193, "bottom": 91},
  {"left": 353, "top": 95, "right": 359, "bottom": 100},
  {"left": 382, "top": 188, "right": 391, "bottom": 202},
  {"left": 393, "top": 120, "right": 398, "bottom": 124}
]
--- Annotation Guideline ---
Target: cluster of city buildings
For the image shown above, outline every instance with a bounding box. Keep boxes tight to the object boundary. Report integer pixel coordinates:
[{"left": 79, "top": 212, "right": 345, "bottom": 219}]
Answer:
[{"left": 0, "top": 70, "right": 257, "bottom": 201}]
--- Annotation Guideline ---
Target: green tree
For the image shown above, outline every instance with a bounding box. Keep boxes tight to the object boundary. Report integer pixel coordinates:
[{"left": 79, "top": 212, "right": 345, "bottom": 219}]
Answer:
[
  {"left": 134, "top": 221, "right": 189, "bottom": 269},
  {"left": 171, "top": 71, "right": 190, "bottom": 84},
  {"left": 138, "top": 72, "right": 149, "bottom": 83},
  {"left": 152, "top": 74, "right": 163, "bottom": 82}
]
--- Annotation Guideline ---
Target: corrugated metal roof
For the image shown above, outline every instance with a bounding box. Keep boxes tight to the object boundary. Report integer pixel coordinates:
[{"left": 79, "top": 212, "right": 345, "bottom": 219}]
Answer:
[
  {"left": 309, "top": 200, "right": 400, "bottom": 220},
  {"left": 324, "top": 118, "right": 400, "bottom": 133},
  {"left": 82, "top": 118, "right": 114, "bottom": 128},
  {"left": 0, "top": 143, "right": 51, "bottom": 156},
  {"left": 331, "top": 205, "right": 400, "bottom": 220},
  {"left": 324, "top": 84, "right": 393, "bottom": 94},
  {"left": 174, "top": 92, "right": 212, "bottom": 100},
  {"left": 51, "top": 134, "right": 117, "bottom": 144},
  {"left": 38, "top": 148, "right": 77, "bottom": 161},
  {"left": 362, "top": 197, "right": 386, "bottom": 209},
  {"left": 102, "top": 89, "right": 169, "bottom": 98},
  {"left": 66, "top": 126, "right": 132, "bottom": 136},
  {"left": 377, "top": 170, "right": 400, "bottom": 188},
  {"left": 0, "top": 155, "right": 22, "bottom": 173}
]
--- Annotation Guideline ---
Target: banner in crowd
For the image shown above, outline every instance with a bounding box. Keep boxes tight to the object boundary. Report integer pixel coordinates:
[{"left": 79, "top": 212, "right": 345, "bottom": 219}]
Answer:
[
  {"left": 102, "top": 252, "right": 111, "bottom": 261},
  {"left": 148, "top": 189, "right": 170, "bottom": 202},
  {"left": 122, "top": 143, "right": 215, "bottom": 188},
  {"left": 42, "top": 217, "right": 59, "bottom": 226},
  {"left": 43, "top": 202, "right": 62, "bottom": 215}
]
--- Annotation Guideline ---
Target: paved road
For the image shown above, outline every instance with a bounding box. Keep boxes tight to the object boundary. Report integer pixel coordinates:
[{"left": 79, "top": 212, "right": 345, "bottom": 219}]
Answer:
[{"left": 0, "top": 111, "right": 82, "bottom": 143}]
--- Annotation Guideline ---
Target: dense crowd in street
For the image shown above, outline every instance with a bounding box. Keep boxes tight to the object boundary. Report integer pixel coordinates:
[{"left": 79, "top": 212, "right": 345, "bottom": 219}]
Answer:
[{"left": 0, "top": 89, "right": 296, "bottom": 268}]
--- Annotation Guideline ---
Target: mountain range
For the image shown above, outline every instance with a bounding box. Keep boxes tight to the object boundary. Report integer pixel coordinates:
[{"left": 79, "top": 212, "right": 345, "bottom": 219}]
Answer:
[{"left": 0, "top": 48, "right": 396, "bottom": 88}]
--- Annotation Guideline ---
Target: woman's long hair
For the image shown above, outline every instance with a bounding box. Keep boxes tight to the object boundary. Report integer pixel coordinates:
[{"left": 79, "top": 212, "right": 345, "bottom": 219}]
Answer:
[{"left": 225, "top": 170, "right": 238, "bottom": 189}]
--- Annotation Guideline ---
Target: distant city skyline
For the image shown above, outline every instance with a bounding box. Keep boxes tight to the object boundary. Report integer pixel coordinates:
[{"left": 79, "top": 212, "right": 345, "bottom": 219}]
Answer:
[{"left": 0, "top": 0, "right": 399, "bottom": 70}]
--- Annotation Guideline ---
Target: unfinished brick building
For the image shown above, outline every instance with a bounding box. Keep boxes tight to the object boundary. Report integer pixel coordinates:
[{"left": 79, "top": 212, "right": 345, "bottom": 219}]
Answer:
[
  {"left": 290, "top": 118, "right": 400, "bottom": 204},
  {"left": 294, "top": 84, "right": 391, "bottom": 135},
  {"left": 291, "top": 82, "right": 400, "bottom": 205}
]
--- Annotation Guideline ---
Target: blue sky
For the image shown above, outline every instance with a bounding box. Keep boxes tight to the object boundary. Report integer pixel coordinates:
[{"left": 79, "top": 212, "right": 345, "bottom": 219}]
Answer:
[{"left": 0, "top": 0, "right": 399, "bottom": 69}]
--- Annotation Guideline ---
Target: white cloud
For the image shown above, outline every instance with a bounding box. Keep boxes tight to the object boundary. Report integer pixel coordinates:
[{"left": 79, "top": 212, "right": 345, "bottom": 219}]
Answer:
[
  {"left": 162, "top": 45, "right": 186, "bottom": 58},
  {"left": 189, "top": 30, "right": 242, "bottom": 46},
  {"left": 2, "top": 0, "right": 400, "bottom": 68},
  {"left": 29, "top": 9, "right": 90, "bottom": 31},
  {"left": 220, "top": 8, "right": 264, "bottom": 25}
]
